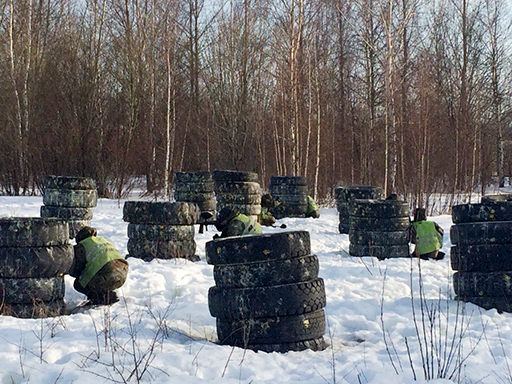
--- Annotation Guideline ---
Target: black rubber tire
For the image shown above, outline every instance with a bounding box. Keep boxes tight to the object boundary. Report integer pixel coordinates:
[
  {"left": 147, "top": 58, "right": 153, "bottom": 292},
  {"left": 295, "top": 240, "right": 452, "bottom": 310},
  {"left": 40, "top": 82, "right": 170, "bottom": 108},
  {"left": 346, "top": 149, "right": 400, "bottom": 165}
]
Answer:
[
  {"left": 338, "top": 222, "right": 349, "bottom": 234},
  {"left": 216, "top": 309, "right": 325, "bottom": 346},
  {"left": 271, "top": 194, "right": 308, "bottom": 205},
  {"left": 450, "top": 222, "right": 512, "bottom": 245},
  {"left": 269, "top": 176, "right": 308, "bottom": 186},
  {"left": 216, "top": 193, "right": 261, "bottom": 205},
  {"left": 481, "top": 194, "right": 512, "bottom": 203},
  {"left": 349, "top": 244, "right": 410, "bottom": 259},
  {"left": 44, "top": 175, "right": 96, "bottom": 190},
  {"left": 127, "top": 238, "right": 197, "bottom": 261},
  {"left": 173, "top": 181, "right": 215, "bottom": 193},
  {"left": 127, "top": 224, "right": 194, "bottom": 241},
  {"left": 334, "top": 185, "right": 384, "bottom": 202},
  {"left": 350, "top": 217, "right": 411, "bottom": 232},
  {"left": 216, "top": 203, "right": 261, "bottom": 216},
  {"left": 43, "top": 188, "right": 98, "bottom": 208},
  {"left": 213, "top": 255, "right": 319, "bottom": 288},
  {"left": 212, "top": 170, "right": 259, "bottom": 183},
  {"left": 245, "top": 336, "right": 327, "bottom": 353},
  {"left": 0, "top": 299, "right": 66, "bottom": 319},
  {"left": 269, "top": 184, "right": 308, "bottom": 196},
  {"left": 0, "top": 244, "right": 73, "bottom": 278},
  {"left": 455, "top": 296, "right": 512, "bottom": 313},
  {"left": 123, "top": 201, "right": 200, "bottom": 225},
  {"left": 451, "top": 244, "right": 512, "bottom": 272},
  {"left": 452, "top": 203, "right": 512, "bottom": 224},
  {"left": 0, "top": 276, "right": 65, "bottom": 304},
  {"left": 0, "top": 218, "right": 69, "bottom": 247},
  {"left": 196, "top": 200, "right": 217, "bottom": 212},
  {"left": 271, "top": 204, "right": 308, "bottom": 219},
  {"left": 208, "top": 278, "right": 326, "bottom": 320},
  {"left": 453, "top": 271, "right": 512, "bottom": 297},
  {"left": 173, "top": 171, "right": 212, "bottom": 184},
  {"left": 174, "top": 191, "right": 215, "bottom": 202},
  {"left": 337, "top": 202, "right": 349, "bottom": 215},
  {"left": 215, "top": 181, "right": 261, "bottom": 195},
  {"left": 206, "top": 231, "right": 310, "bottom": 265},
  {"left": 40, "top": 206, "right": 94, "bottom": 220},
  {"left": 349, "top": 230, "right": 410, "bottom": 246},
  {"left": 350, "top": 199, "right": 410, "bottom": 218}
]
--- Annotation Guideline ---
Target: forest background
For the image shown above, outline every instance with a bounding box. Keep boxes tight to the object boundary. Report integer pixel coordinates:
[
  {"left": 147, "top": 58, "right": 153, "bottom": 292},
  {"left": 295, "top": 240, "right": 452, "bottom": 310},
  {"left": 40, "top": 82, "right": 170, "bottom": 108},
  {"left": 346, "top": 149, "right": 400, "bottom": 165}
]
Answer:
[{"left": 0, "top": 0, "right": 511, "bottom": 210}]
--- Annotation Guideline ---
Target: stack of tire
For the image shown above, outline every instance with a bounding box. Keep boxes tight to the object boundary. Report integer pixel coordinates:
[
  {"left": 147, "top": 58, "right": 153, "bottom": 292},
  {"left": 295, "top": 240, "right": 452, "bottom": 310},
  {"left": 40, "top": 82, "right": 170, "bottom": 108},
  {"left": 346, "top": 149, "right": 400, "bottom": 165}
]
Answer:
[
  {"left": 212, "top": 170, "right": 261, "bottom": 222},
  {"left": 349, "top": 199, "right": 410, "bottom": 259},
  {"left": 451, "top": 198, "right": 512, "bottom": 312},
  {"left": 268, "top": 176, "right": 308, "bottom": 219},
  {"left": 206, "top": 231, "right": 327, "bottom": 353},
  {"left": 173, "top": 172, "right": 216, "bottom": 220},
  {"left": 0, "top": 218, "right": 71, "bottom": 318},
  {"left": 41, "top": 176, "right": 98, "bottom": 238},
  {"left": 334, "top": 185, "right": 384, "bottom": 234},
  {"left": 123, "top": 201, "right": 200, "bottom": 261}
]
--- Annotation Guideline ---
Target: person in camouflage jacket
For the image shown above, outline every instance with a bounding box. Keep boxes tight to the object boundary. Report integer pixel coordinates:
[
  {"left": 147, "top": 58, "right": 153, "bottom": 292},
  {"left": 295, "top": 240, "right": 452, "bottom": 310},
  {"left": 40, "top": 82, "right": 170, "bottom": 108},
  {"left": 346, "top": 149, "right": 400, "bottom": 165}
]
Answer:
[
  {"left": 70, "top": 226, "right": 129, "bottom": 305},
  {"left": 214, "top": 207, "right": 262, "bottom": 238}
]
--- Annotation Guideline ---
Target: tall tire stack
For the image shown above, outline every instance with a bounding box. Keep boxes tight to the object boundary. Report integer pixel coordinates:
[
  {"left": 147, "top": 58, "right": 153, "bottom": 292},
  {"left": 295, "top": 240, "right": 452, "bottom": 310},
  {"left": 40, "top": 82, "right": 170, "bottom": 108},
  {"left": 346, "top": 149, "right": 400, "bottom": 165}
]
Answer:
[
  {"left": 123, "top": 201, "right": 201, "bottom": 261},
  {"left": 206, "top": 231, "right": 327, "bottom": 353},
  {"left": 0, "top": 218, "right": 71, "bottom": 318},
  {"left": 212, "top": 170, "right": 261, "bottom": 222},
  {"left": 173, "top": 172, "right": 216, "bottom": 220},
  {"left": 348, "top": 199, "right": 410, "bottom": 259},
  {"left": 41, "top": 175, "right": 98, "bottom": 238},
  {"left": 268, "top": 176, "right": 308, "bottom": 219},
  {"left": 334, "top": 186, "right": 384, "bottom": 234},
  {"left": 451, "top": 200, "right": 512, "bottom": 312}
]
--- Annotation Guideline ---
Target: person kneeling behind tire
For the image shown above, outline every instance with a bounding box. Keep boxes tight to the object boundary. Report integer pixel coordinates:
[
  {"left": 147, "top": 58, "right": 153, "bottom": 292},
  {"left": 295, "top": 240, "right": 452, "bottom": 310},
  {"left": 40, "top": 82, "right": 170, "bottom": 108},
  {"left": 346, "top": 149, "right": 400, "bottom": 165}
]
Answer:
[
  {"left": 214, "top": 207, "right": 262, "bottom": 238},
  {"left": 70, "top": 226, "right": 129, "bottom": 305}
]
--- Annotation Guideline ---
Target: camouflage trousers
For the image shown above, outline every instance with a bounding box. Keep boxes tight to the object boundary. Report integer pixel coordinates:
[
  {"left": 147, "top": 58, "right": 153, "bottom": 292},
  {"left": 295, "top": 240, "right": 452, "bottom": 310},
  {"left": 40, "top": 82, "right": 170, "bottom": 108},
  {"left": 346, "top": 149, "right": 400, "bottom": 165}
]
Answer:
[{"left": 74, "top": 259, "right": 129, "bottom": 305}]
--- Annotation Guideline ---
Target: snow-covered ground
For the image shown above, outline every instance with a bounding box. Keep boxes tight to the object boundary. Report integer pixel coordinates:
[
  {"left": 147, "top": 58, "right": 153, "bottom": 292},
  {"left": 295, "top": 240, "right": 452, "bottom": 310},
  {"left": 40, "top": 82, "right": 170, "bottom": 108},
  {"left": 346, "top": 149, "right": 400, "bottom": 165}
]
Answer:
[{"left": 0, "top": 195, "right": 511, "bottom": 384}]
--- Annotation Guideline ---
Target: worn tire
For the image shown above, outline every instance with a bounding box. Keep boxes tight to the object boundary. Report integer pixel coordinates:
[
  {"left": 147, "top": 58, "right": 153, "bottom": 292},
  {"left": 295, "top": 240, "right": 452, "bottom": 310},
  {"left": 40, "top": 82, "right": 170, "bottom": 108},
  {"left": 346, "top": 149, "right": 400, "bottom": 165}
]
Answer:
[
  {"left": 123, "top": 201, "right": 200, "bottom": 225},
  {"left": 213, "top": 255, "right": 319, "bottom": 288},
  {"left": 43, "top": 188, "right": 98, "bottom": 208},
  {"left": 271, "top": 194, "right": 308, "bottom": 205},
  {"left": 0, "top": 244, "right": 73, "bottom": 278},
  {"left": 450, "top": 222, "right": 512, "bottom": 245},
  {"left": 337, "top": 202, "right": 349, "bottom": 215},
  {"left": 217, "top": 309, "right": 325, "bottom": 346},
  {"left": 44, "top": 175, "right": 96, "bottom": 190},
  {"left": 455, "top": 296, "right": 512, "bottom": 313},
  {"left": 173, "top": 171, "right": 212, "bottom": 184},
  {"left": 350, "top": 217, "right": 411, "bottom": 232},
  {"left": 0, "top": 299, "right": 66, "bottom": 319},
  {"left": 212, "top": 170, "right": 259, "bottom": 183},
  {"left": 339, "top": 222, "right": 349, "bottom": 234},
  {"left": 349, "top": 244, "right": 410, "bottom": 259},
  {"left": 269, "top": 184, "right": 308, "bottom": 196},
  {"left": 272, "top": 204, "right": 308, "bottom": 219},
  {"left": 0, "top": 277, "right": 65, "bottom": 304},
  {"left": 269, "top": 176, "right": 308, "bottom": 186},
  {"left": 481, "top": 194, "right": 512, "bottom": 203},
  {"left": 452, "top": 203, "right": 512, "bottom": 224},
  {"left": 349, "top": 230, "right": 410, "bottom": 246},
  {"left": 334, "top": 185, "right": 384, "bottom": 202},
  {"left": 208, "top": 278, "right": 326, "bottom": 320},
  {"left": 0, "top": 218, "right": 69, "bottom": 247},
  {"left": 450, "top": 244, "right": 512, "bottom": 272},
  {"left": 174, "top": 191, "right": 215, "bottom": 202},
  {"left": 127, "top": 224, "right": 194, "bottom": 241},
  {"left": 127, "top": 238, "right": 197, "bottom": 261},
  {"left": 206, "top": 231, "right": 310, "bottom": 265},
  {"left": 245, "top": 336, "right": 327, "bottom": 353},
  {"left": 216, "top": 203, "right": 261, "bottom": 216},
  {"left": 215, "top": 181, "right": 261, "bottom": 195},
  {"left": 40, "top": 206, "right": 94, "bottom": 220},
  {"left": 453, "top": 271, "right": 512, "bottom": 297},
  {"left": 173, "top": 181, "right": 215, "bottom": 193},
  {"left": 216, "top": 193, "right": 261, "bottom": 205},
  {"left": 350, "top": 199, "right": 410, "bottom": 218}
]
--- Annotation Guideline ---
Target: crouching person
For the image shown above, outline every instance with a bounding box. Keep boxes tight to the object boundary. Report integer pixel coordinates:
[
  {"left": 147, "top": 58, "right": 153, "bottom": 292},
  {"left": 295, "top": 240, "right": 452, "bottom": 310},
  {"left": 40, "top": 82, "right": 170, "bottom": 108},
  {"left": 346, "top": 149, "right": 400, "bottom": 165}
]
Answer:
[
  {"left": 214, "top": 207, "right": 262, "bottom": 238},
  {"left": 410, "top": 208, "right": 445, "bottom": 260},
  {"left": 305, "top": 195, "right": 320, "bottom": 218},
  {"left": 259, "top": 193, "right": 277, "bottom": 227},
  {"left": 70, "top": 226, "right": 129, "bottom": 305}
]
